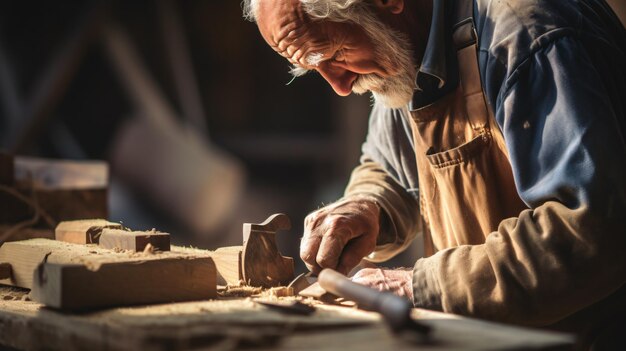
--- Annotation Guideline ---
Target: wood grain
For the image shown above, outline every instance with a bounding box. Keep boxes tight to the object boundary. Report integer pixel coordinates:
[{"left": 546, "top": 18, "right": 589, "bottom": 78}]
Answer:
[
  {"left": 31, "top": 257, "right": 215, "bottom": 310},
  {"left": 2, "top": 157, "right": 108, "bottom": 225},
  {"left": 99, "top": 228, "right": 170, "bottom": 252},
  {"left": 242, "top": 214, "right": 294, "bottom": 287},
  {"left": 0, "top": 286, "right": 575, "bottom": 351},
  {"left": 211, "top": 246, "right": 242, "bottom": 285},
  {"left": 55, "top": 219, "right": 124, "bottom": 245},
  {"left": 0, "top": 239, "right": 214, "bottom": 293}
]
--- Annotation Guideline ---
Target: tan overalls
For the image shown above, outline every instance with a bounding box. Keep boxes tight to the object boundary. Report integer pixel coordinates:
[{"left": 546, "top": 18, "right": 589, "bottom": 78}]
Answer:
[{"left": 410, "top": 0, "right": 527, "bottom": 256}]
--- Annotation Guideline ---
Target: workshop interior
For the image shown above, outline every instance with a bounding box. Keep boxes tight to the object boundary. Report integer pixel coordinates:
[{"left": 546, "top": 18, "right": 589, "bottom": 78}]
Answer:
[
  {"left": 0, "top": 0, "right": 624, "bottom": 350},
  {"left": 0, "top": 0, "right": 422, "bottom": 267}
]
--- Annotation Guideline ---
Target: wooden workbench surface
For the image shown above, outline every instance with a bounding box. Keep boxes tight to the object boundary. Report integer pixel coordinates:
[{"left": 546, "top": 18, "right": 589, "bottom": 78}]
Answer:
[{"left": 0, "top": 286, "right": 575, "bottom": 351}]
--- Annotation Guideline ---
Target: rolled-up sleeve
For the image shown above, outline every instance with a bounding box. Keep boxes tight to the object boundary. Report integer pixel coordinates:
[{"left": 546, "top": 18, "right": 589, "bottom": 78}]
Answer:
[{"left": 412, "top": 36, "right": 626, "bottom": 325}]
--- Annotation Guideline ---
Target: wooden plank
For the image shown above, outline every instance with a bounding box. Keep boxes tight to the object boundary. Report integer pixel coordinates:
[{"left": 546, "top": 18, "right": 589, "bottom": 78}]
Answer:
[
  {"left": 0, "top": 239, "right": 214, "bottom": 291},
  {"left": 1, "top": 157, "right": 108, "bottom": 225},
  {"left": 55, "top": 219, "right": 123, "bottom": 245},
  {"left": 31, "top": 257, "right": 215, "bottom": 310},
  {"left": 0, "top": 286, "right": 575, "bottom": 351},
  {"left": 99, "top": 228, "right": 170, "bottom": 252},
  {"left": 14, "top": 157, "right": 107, "bottom": 190},
  {"left": 212, "top": 246, "right": 242, "bottom": 285}
]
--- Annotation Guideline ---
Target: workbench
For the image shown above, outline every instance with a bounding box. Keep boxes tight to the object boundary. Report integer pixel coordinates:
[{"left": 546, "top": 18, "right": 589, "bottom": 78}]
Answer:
[{"left": 0, "top": 286, "right": 575, "bottom": 350}]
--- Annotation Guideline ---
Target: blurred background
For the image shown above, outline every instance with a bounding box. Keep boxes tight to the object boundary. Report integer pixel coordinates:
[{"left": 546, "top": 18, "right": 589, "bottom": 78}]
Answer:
[{"left": 0, "top": 0, "right": 419, "bottom": 272}]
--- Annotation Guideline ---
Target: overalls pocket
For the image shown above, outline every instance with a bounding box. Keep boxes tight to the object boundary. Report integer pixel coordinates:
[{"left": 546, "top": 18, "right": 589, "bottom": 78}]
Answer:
[{"left": 409, "top": 90, "right": 525, "bottom": 252}]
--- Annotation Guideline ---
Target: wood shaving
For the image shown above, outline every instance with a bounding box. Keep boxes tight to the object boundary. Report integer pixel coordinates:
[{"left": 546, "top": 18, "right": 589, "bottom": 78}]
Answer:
[{"left": 218, "top": 285, "right": 263, "bottom": 298}]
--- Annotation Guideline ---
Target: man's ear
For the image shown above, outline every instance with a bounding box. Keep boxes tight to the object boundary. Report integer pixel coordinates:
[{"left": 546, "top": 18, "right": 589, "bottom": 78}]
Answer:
[{"left": 372, "top": 0, "right": 404, "bottom": 15}]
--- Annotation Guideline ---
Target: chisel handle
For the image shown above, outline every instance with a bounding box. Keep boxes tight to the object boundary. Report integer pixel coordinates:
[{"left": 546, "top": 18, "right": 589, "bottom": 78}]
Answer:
[{"left": 318, "top": 268, "right": 416, "bottom": 332}]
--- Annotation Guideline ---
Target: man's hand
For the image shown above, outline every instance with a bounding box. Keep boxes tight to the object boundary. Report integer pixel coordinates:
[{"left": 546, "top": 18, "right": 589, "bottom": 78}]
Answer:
[
  {"left": 301, "top": 197, "right": 380, "bottom": 275},
  {"left": 351, "top": 268, "right": 414, "bottom": 300}
]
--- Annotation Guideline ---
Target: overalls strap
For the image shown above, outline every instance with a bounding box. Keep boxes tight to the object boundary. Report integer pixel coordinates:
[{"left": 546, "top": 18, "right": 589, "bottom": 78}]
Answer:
[{"left": 451, "top": 0, "right": 490, "bottom": 132}]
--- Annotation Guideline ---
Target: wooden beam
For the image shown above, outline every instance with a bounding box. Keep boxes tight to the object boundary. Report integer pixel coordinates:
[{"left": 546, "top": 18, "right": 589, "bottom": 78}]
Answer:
[
  {"left": 31, "top": 257, "right": 215, "bottom": 310},
  {"left": 0, "top": 239, "right": 214, "bottom": 296},
  {"left": 55, "top": 219, "right": 123, "bottom": 245},
  {"left": 2, "top": 157, "right": 109, "bottom": 226},
  {"left": 99, "top": 228, "right": 170, "bottom": 252}
]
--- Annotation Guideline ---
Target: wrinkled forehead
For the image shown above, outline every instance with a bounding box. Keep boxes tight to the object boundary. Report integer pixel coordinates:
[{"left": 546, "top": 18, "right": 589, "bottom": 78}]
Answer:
[{"left": 256, "top": 0, "right": 332, "bottom": 65}]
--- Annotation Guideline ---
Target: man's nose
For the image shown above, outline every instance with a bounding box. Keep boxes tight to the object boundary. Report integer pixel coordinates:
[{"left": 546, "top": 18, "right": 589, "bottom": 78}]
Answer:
[{"left": 317, "top": 66, "right": 357, "bottom": 96}]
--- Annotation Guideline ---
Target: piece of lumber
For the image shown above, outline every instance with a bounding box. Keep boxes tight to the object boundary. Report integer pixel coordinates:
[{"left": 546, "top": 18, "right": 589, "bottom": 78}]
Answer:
[
  {"left": 31, "top": 257, "right": 214, "bottom": 310},
  {"left": 212, "top": 246, "right": 242, "bottom": 285},
  {"left": 0, "top": 263, "right": 11, "bottom": 280},
  {"left": 99, "top": 228, "right": 170, "bottom": 252},
  {"left": 55, "top": 219, "right": 123, "bottom": 244},
  {"left": 1, "top": 157, "right": 108, "bottom": 224},
  {"left": 0, "top": 239, "right": 215, "bottom": 302},
  {"left": 0, "top": 285, "right": 576, "bottom": 351},
  {"left": 14, "top": 157, "right": 107, "bottom": 190},
  {"left": 242, "top": 213, "right": 294, "bottom": 287}
]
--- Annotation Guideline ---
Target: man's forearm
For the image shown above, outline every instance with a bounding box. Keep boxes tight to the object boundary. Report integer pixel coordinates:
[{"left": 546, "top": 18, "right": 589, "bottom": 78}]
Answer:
[
  {"left": 411, "top": 201, "right": 626, "bottom": 326},
  {"left": 344, "top": 158, "right": 421, "bottom": 262}
]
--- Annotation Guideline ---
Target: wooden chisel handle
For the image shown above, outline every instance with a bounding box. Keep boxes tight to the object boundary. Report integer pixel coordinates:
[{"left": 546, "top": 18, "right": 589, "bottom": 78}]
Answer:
[{"left": 318, "top": 268, "right": 429, "bottom": 335}]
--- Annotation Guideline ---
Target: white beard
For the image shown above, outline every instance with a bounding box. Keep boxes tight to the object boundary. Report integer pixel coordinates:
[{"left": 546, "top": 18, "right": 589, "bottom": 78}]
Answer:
[
  {"left": 352, "top": 71, "right": 416, "bottom": 109},
  {"left": 349, "top": 11, "right": 417, "bottom": 109}
]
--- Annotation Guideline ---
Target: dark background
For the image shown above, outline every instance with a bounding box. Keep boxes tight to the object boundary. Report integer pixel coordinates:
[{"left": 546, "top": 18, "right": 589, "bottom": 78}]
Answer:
[{"left": 0, "top": 0, "right": 420, "bottom": 272}]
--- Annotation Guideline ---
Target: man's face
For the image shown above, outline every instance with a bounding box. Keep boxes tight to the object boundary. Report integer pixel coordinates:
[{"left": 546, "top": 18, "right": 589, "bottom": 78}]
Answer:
[{"left": 256, "top": 0, "right": 417, "bottom": 108}]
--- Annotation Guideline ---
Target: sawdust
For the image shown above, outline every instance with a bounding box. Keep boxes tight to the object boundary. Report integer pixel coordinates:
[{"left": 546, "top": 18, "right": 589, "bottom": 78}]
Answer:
[
  {"left": 218, "top": 284, "right": 263, "bottom": 298},
  {"left": 0, "top": 286, "right": 30, "bottom": 302},
  {"left": 217, "top": 284, "right": 295, "bottom": 299},
  {"left": 260, "top": 286, "right": 294, "bottom": 298}
]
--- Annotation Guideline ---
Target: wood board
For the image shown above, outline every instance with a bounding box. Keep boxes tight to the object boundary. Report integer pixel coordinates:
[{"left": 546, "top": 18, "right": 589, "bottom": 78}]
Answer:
[
  {"left": 99, "top": 228, "right": 170, "bottom": 252},
  {"left": 55, "top": 219, "right": 124, "bottom": 245},
  {"left": 212, "top": 246, "right": 242, "bottom": 285},
  {"left": 1, "top": 157, "right": 108, "bottom": 225},
  {"left": 0, "top": 286, "right": 575, "bottom": 351},
  {"left": 0, "top": 239, "right": 216, "bottom": 309}
]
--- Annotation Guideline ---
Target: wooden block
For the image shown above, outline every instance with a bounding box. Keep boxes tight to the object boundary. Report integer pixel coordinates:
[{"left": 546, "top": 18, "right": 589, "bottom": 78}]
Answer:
[
  {"left": 0, "top": 263, "right": 11, "bottom": 280},
  {"left": 211, "top": 246, "right": 242, "bottom": 285},
  {"left": 0, "top": 239, "right": 215, "bottom": 295},
  {"left": 99, "top": 228, "right": 170, "bottom": 252},
  {"left": 31, "top": 257, "right": 215, "bottom": 310},
  {"left": 55, "top": 219, "right": 124, "bottom": 244},
  {"left": 14, "top": 157, "right": 107, "bottom": 190},
  {"left": 1, "top": 157, "right": 109, "bottom": 224}
]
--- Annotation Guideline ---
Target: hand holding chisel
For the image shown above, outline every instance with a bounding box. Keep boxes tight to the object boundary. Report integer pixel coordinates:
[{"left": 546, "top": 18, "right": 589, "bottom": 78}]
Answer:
[{"left": 318, "top": 268, "right": 431, "bottom": 342}]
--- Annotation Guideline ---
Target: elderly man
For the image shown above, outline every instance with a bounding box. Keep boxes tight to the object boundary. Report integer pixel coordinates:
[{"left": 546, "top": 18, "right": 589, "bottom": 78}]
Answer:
[{"left": 244, "top": 0, "right": 626, "bottom": 347}]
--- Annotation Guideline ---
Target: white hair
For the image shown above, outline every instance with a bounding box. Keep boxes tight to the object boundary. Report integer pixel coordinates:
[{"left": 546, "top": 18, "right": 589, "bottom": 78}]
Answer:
[
  {"left": 242, "top": 0, "right": 367, "bottom": 23},
  {"left": 243, "top": 0, "right": 417, "bottom": 108},
  {"left": 242, "top": 0, "right": 258, "bottom": 21}
]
